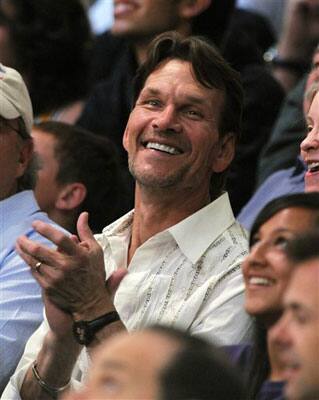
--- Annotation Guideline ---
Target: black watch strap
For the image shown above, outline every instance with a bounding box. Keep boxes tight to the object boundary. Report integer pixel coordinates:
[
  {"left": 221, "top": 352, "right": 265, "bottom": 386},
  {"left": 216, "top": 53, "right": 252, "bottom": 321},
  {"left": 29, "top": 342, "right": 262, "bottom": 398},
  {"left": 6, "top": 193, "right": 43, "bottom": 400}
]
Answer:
[{"left": 73, "top": 311, "right": 120, "bottom": 346}]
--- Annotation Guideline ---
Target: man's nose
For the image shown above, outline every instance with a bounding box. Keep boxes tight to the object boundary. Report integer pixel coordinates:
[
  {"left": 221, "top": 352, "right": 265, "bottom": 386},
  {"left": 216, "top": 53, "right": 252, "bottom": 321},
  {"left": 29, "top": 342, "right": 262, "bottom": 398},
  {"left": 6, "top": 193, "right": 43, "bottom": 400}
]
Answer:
[
  {"left": 246, "top": 240, "right": 269, "bottom": 269},
  {"left": 269, "top": 313, "right": 292, "bottom": 347},
  {"left": 151, "top": 106, "right": 182, "bottom": 133}
]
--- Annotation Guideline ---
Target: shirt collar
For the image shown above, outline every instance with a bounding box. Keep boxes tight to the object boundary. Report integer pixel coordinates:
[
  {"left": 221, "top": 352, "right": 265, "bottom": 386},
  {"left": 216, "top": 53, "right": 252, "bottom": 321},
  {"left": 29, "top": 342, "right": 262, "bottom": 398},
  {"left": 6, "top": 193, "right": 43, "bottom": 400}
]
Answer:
[
  {"left": 101, "top": 193, "right": 235, "bottom": 265},
  {"left": 102, "top": 209, "right": 134, "bottom": 237},
  {"left": 168, "top": 192, "right": 235, "bottom": 264}
]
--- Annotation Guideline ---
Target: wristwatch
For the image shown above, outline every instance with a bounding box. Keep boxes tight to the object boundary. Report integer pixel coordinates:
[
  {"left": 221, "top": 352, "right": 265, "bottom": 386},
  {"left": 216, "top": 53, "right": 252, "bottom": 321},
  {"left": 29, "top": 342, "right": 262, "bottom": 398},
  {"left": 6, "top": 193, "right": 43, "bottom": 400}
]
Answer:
[
  {"left": 73, "top": 311, "right": 120, "bottom": 346},
  {"left": 263, "top": 46, "right": 308, "bottom": 76}
]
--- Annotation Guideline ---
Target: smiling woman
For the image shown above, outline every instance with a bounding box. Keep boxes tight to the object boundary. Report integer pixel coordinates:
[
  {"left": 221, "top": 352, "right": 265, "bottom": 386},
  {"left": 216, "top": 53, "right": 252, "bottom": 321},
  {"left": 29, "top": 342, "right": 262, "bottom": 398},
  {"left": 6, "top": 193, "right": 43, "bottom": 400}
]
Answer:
[{"left": 226, "top": 192, "right": 319, "bottom": 400}]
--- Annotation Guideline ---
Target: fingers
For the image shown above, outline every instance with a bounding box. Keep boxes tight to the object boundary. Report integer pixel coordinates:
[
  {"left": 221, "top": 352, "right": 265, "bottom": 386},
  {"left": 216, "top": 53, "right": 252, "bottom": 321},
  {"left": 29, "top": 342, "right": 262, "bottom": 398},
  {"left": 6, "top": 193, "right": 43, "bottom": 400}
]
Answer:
[
  {"left": 16, "top": 235, "right": 60, "bottom": 269},
  {"left": 77, "top": 212, "right": 95, "bottom": 243},
  {"left": 32, "top": 220, "right": 78, "bottom": 255},
  {"left": 16, "top": 239, "right": 60, "bottom": 288}
]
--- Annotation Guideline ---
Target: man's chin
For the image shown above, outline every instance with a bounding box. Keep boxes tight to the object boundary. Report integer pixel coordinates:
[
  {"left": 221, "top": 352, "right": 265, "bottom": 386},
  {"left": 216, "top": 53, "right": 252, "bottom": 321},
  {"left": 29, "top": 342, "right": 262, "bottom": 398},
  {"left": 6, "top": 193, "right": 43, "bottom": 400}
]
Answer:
[
  {"left": 130, "top": 165, "right": 187, "bottom": 190},
  {"left": 285, "top": 379, "right": 319, "bottom": 400}
]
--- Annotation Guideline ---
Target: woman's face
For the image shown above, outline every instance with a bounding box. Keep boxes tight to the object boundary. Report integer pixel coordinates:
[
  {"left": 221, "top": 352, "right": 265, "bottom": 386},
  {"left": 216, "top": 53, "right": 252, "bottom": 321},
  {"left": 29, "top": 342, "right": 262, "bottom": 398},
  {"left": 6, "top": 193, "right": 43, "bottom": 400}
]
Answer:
[
  {"left": 301, "top": 90, "right": 319, "bottom": 192},
  {"left": 242, "top": 207, "right": 317, "bottom": 322}
]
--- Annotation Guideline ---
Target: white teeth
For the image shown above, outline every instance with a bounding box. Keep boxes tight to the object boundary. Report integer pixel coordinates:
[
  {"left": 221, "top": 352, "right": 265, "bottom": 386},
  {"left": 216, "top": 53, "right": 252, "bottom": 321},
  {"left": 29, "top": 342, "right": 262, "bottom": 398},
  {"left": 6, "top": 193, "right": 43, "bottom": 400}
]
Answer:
[
  {"left": 308, "top": 162, "right": 319, "bottom": 172},
  {"left": 249, "top": 277, "right": 273, "bottom": 286},
  {"left": 114, "top": 3, "right": 135, "bottom": 14},
  {"left": 146, "top": 142, "right": 180, "bottom": 155}
]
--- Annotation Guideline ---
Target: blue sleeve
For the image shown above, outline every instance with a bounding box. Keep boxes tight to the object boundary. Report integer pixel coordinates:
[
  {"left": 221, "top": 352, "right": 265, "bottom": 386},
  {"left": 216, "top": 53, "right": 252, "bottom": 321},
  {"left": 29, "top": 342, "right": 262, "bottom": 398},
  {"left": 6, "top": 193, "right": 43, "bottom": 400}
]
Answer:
[{"left": 0, "top": 230, "right": 52, "bottom": 392}]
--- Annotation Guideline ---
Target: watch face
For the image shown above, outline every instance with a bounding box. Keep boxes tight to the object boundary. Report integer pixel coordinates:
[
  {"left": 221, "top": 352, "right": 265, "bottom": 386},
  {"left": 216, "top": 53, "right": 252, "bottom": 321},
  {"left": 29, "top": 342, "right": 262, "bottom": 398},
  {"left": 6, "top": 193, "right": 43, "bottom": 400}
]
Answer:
[{"left": 73, "top": 321, "right": 92, "bottom": 346}]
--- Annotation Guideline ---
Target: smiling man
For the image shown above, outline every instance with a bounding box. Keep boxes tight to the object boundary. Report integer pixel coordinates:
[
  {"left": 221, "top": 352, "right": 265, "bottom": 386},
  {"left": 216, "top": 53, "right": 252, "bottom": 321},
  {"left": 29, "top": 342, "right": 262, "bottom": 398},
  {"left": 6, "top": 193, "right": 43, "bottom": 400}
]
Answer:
[
  {"left": 4, "top": 33, "right": 252, "bottom": 399},
  {"left": 270, "top": 230, "right": 319, "bottom": 400}
]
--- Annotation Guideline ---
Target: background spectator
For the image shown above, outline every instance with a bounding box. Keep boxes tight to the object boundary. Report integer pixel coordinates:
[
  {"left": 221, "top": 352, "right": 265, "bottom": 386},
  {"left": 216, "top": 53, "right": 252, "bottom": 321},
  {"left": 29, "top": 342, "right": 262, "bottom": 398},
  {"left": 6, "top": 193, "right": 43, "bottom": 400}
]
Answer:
[
  {"left": 0, "top": 0, "right": 92, "bottom": 123},
  {"left": 227, "top": 193, "right": 319, "bottom": 400},
  {"left": 270, "top": 229, "right": 319, "bottom": 400},
  {"left": 62, "top": 326, "right": 245, "bottom": 400},
  {"left": 32, "top": 121, "right": 127, "bottom": 234},
  {"left": 0, "top": 64, "right": 67, "bottom": 393}
]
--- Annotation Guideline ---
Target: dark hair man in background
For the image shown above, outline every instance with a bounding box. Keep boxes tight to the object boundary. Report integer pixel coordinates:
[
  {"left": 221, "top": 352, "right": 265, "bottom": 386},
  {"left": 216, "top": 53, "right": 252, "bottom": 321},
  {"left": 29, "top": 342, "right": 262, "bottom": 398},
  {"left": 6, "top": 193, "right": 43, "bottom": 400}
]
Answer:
[
  {"left": 270, "top": 230, "right": 319, "bottom": 400},
  {"left": 32, "top": 121, "right": 126, "bottom": 234},
  {"left": 62, "top": 326, "right": 245, "bottom": 400}
]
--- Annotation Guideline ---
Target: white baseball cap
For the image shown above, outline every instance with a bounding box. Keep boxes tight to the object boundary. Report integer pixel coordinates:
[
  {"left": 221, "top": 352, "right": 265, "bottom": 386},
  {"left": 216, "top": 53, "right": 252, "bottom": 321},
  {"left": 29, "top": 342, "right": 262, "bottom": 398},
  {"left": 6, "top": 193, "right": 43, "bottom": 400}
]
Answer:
[{"left": 0, "top": 63, "right": 33, "bottom": 136}]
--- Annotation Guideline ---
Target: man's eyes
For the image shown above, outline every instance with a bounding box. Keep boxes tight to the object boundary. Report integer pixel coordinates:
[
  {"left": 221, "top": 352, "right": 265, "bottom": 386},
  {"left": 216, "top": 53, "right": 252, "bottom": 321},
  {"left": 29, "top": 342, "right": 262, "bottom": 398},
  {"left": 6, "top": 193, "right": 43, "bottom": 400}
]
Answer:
[
  {"left": 144, "top": 99, "right": 161, "bottom": 107},
  {"left": 140, "top": 100, "right": 204, "bottom": 119},
  {"left": 184, "top": 109, "right": 203, "bottom": 119},
  {"left": 307, "top": 125, "right": 313, "bottom": 134},
  {"left": 273, "top": 236, "right": 289, "bottom": 249}
]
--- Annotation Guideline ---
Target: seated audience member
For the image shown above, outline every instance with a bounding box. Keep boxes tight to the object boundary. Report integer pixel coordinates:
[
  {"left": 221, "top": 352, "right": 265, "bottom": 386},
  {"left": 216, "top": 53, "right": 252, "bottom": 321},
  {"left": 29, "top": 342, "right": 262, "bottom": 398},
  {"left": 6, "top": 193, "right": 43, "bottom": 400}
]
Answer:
[
  {"left": 0, "top": 0, "right": 92, "bottom": 124},
  {"left": 268, "top": 0, "right": 319, "bottom": 93},
  {"left": 32, "top": 121, "right": 126, "bottom": 233},
  {"left": 62, "top": 326, "right": 245, "bottom": 400},
  {"left": 0, "top": 64, "right": 67, "bottom": 393},
  {"left": 80, "top": 0, "right": 284, "bottom": 214},
  {"left": 226, "top": 193, "right": 319, "bottom": 400},
  {"left": 238, "top": 76, "right": 319, "bottom": 230},
  {"left": 3, "top": 33, "right": 252, "bottom": 399},
  {"left": 258, "top": 45, "right": 319, "bottom": 184},
  {"left": 221, "top": 23, "right": 284, "bottom": 214},
  {"left": 270, "top": 230, "right": 319, "bottom": 400}
]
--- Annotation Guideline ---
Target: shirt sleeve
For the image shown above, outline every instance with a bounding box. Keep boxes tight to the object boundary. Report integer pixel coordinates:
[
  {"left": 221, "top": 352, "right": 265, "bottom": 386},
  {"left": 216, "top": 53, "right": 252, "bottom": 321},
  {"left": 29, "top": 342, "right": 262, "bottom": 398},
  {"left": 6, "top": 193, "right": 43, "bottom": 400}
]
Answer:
[
  {"left": 0, "top": 230, "right": 49, "bottom": 393},
  {"left": 2, "top": 314, "right": 84, "bottom": 399}
]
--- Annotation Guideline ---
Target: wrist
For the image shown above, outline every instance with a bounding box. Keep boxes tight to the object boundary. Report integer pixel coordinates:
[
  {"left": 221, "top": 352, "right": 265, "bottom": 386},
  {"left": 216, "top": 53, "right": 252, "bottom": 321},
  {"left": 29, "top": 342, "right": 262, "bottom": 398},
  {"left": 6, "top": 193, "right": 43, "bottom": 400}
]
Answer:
[
  {"left": 32, "top": 361, "right": 70, "bottom": 399},
  {"left": 72, "top": 296, "right": 115, "bottom": 322},
  {"left": 264, "top": 46, "right": 309, "bottom": 76},
  {"left": 72, "top": 310, "right": 120, "bottom": 346}
]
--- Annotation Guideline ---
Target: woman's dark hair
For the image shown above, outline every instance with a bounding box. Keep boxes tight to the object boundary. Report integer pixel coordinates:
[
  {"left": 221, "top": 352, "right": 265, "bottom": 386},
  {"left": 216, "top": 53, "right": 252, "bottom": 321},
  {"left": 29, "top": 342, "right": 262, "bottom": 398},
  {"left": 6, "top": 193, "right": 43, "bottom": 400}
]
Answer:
[
  {"left": 133, "top": 31, "right": 243, "bottom": 199},
  {"left": 250, "top": 192, "right": 319, "bottom": 247},
  {"left": 286, "top": 228, "right": 319, "bottom": 264},
  {"left": 247, "top": 192, "right": 319, "bottom": 399},
  {"left": 0, "top": 0, "right": 92, "bottom": 116}
]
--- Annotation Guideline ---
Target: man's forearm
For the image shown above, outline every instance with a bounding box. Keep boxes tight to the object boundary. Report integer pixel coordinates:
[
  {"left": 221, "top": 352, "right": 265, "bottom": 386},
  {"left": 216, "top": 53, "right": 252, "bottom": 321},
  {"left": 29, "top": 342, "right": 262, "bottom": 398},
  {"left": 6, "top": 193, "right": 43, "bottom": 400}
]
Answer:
[{"left": 20, "top": 331, "right": 81, "bottom": 400}]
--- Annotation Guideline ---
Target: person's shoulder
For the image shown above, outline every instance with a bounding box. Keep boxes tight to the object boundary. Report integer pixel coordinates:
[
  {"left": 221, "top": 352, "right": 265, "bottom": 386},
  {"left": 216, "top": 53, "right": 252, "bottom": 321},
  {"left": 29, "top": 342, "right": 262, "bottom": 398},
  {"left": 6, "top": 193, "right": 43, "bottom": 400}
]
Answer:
[
  {"left": 26, "top": 210, "right": 70, "bottom": 246},
  {"left": 223, "top": 343, "right": 252, "bottom": 368}
]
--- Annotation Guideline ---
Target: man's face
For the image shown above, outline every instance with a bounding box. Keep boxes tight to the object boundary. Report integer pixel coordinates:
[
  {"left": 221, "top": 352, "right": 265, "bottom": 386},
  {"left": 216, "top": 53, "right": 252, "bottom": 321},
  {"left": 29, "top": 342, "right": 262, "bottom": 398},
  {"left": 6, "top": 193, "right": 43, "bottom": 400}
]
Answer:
[
  {"left": 270, "top": 261, "right": 319, "bottom": 400},
  {"left": 0, "top": 118, "right": 30, "bottom": 200},
  {"left": 32, "top": 129, "right": 61, "bottom": 213},
  {"left": 111, "top": 0, "right": 182, "bottom": 39},
  {"left": 303, "top": 50, "right": 319, "bottom": 116},
  {"left": 123, "top": 59, "right": 233, "bottom": 198},
  {"left": 62, "top": 330, "right": 180, "bottom": 400},
  {"left": 301, "top": 90, "right": 319, "bottom": 192}
]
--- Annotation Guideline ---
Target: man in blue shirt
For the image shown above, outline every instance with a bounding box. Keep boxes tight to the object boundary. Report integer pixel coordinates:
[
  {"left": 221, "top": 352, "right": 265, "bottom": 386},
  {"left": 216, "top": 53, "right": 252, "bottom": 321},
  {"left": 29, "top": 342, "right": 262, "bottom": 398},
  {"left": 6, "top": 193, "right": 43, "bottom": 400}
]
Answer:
[{"left": 0, "top": 64, "right": 66, "bottom": 393}]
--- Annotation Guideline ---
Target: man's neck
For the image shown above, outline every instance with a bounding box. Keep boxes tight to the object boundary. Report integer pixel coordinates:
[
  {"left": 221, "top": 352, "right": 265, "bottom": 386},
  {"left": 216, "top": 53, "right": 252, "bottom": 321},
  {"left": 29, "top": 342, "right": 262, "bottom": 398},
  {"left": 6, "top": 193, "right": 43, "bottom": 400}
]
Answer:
[{"left": 128, "top": 186, "right": 211, "bottom": 264}]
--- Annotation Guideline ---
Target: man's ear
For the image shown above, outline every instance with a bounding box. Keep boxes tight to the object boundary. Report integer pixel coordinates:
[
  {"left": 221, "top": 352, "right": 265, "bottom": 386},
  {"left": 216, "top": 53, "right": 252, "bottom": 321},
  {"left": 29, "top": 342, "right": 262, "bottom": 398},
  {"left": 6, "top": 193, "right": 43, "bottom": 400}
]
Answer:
[
  {"left": 212, "top": 133, "right": 235, "bottom": 173},
  {"left": 55, "top": 182, "right": 87, "bottom": 211},
  {"left": 178, "top": 0, "right": 211, "bottom": 19},
  {"left": 123, "top": 126, "right": 129, "bottom": 153},
  {"left": 16, "top": 139, "right": 33, "bottom": 179}
]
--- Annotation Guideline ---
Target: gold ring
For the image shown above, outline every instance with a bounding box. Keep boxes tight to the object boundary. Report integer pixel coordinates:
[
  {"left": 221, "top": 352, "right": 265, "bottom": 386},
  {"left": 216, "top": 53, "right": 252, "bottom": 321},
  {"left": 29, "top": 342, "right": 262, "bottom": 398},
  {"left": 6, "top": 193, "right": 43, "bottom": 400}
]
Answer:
[{"left": 35, "top": 261, "right": 42, "bottom": 273}]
